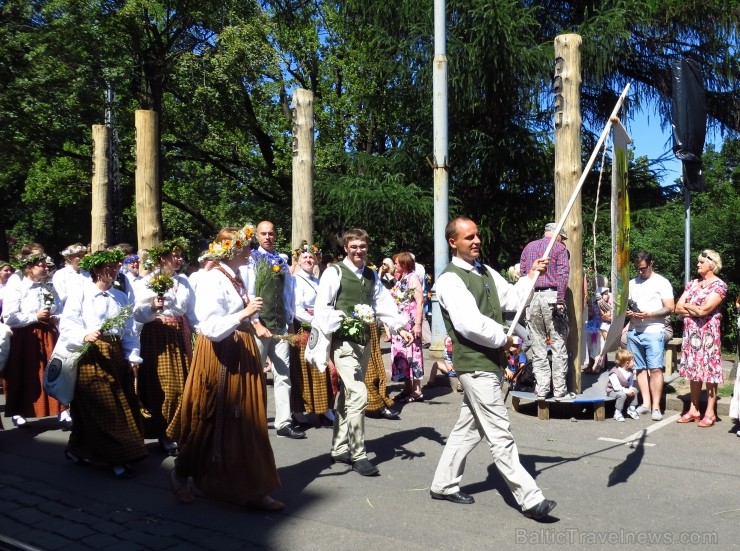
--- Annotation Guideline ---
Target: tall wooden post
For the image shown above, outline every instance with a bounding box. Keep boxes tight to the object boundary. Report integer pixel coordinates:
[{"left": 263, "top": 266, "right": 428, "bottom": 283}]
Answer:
[
  {"left": 135, "top": 110, "right": 163, "bottom": 249},
  {"left": 291, "top": 89, "right": 314, "bottom": 250},
  {"left": 91, "top": 125, "right": 112, "bottom": 252},
  {"left": 554, "top": 34, "right": 584, "bottom": 393}
]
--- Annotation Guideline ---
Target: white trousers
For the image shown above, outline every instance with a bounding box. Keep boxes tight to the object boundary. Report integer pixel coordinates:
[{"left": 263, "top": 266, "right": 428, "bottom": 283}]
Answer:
[
  {"left": 256, "top": 328, "right": 292, "bottom": 430},
  {"left": 331, "top": 340, "right": 371, "bottom": 461},
  {"left": 430, "top": 371, "right": 544, "bottom": 510}
]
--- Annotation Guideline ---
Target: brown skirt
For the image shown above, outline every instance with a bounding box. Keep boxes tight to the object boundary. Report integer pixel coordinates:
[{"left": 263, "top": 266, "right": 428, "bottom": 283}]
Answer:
[
  {"left": 290, "top": 324, "right": 333, "bottom": 414},
  {"left": 365, "top": 323, "right": 394, "bottom": 411},
  {"left": 175, "top": 330, "right": 280, "bottom": 505},
  {"left": 3, "top": 322, "right": 62, "bottom": 418},
  {"left": 67, "top": 338, "right": 147, "bottom": 464},
  {"left": 138, "top": 318, "right": 190, "bottom": 440}
]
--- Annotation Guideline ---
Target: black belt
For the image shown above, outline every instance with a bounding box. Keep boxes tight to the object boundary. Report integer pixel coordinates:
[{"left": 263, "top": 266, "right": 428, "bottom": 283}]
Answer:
[{"left": 533, "top": 287, "right": 557, "bottom": 292}]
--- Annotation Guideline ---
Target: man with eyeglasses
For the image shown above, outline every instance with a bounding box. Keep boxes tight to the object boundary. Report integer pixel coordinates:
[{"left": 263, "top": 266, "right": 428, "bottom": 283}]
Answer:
[
  {"left": 626, "top": 251, "right": 675, "bottom": 421},
  {"left": 314, "top": 228, "right": 413, "bottom": 476}
]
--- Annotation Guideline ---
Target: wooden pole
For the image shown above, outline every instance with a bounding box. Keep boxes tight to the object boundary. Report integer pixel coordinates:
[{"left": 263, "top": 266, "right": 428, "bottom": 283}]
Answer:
[
  {"left": 91, "top": 125, "right": 112, "bottom": 252},
  {"left": 554, "top": 33, "right": 583, "bottom": 393},
  {"left": 291, "top": 89, "right": 314, "bottom": 250},
  {"left": 135, "top": 110, "right": 163, "bottom": 250}
]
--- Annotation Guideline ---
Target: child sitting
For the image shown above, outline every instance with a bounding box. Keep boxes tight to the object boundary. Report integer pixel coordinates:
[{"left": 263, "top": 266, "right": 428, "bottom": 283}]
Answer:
[
  {"left": 606, "top": 348, "right": 639, "bottom": 421},
  {"left": 505, "top": 336, "right": 527, "bottom": 382},
  {"left": 424, "top": 336, "right": 462, "bottom": 392}
]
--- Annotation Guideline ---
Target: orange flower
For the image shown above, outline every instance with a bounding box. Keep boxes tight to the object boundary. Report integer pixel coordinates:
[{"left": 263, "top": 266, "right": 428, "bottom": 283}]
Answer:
[
  {"left": 272, "top": 265, "right": 280, "bottom": 273},
  {"left": 222, "top": 239, "right": 232, "bottom": 249}
]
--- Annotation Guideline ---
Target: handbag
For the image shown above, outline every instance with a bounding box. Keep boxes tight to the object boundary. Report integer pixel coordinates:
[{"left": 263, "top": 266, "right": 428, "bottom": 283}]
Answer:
[
  {"left": 43, "top": 341, "right": 82, "bottom": 405},
  {"left": 0, "top": 323, "right": 12, "bottom": 373},
  {"left": 304, "top": 324, "right": 332, "bottom": 373}
]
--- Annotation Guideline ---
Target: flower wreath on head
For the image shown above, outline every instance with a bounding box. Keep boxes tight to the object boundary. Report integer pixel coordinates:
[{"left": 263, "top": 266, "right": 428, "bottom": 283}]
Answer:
[
  {"left": 78, "top": 248, "right": 126, "bottom": 273},
  {"left": 293, "top": 240, "right": 322, "bottom": 259},
  {"left": 207, "top": 223, "right": 256, "bottom": 261},
  {"left": 13, "top": 253, "right": 49, "bottom": 270},
  {"left": 60, "top": 244, "right": 88, "bottom": 258},
  {"left": 144, "top": 237, "right": 189, "bottom": 272}
]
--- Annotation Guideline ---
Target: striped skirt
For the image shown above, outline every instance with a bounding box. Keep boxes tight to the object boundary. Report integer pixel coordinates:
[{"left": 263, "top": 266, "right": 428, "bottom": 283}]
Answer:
[
  {"left": 175, "top": 329, "right": 280, "bottom": 505},
  {"left": 138, "top": 318, "right": 190, "bottom": 440},
  {"left": 3, "top": 322, "right": 62, "bottom": 418},
  {"left": 67, "top": 337, "right": 147, "bottom": 464}
]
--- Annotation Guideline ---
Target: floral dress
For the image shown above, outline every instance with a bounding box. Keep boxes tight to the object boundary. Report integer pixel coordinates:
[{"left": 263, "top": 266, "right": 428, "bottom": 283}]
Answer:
[
  {"left": 390, "top": 273, "right": 424, "bottom": 382},
  {"left": 679, "top": 278, "right": 727, "bottom": 383}
]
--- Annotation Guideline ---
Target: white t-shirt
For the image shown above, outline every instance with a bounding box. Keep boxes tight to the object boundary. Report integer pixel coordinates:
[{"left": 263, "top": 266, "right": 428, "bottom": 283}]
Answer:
[{"left": 628, "top": 273, "right": 674, "bottom": 333}]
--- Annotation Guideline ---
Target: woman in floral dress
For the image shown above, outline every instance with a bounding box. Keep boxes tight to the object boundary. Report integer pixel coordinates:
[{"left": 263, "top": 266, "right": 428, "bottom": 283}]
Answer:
[
  {"left": 390, "top": 252, "right": 425, "bottom": 403},
  {"left": 675, "top": 249, "right": 727, "bottom": 427}
]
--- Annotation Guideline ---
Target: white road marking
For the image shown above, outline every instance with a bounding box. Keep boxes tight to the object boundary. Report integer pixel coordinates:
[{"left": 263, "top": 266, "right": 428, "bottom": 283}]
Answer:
[{"left": 597, "top": 413, "right": 679, "bottom": 447}]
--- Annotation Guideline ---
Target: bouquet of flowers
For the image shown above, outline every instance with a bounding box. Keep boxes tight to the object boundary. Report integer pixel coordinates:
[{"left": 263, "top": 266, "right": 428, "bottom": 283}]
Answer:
[
  {"left": 253, "top": 251, "right": 288, "bottom": 297},
  {"left": 147, "top": 273, "right": 174, "bottom": 297},
  {"left": 338, "top": 304, "right": 375, "bottom": 344},
  {"left": 39, "top": 282, "right": 55, "bottom": 311},
  {"left": 393, "top": 287, "right": 416, "bottom": 305},
  {"left": 77, "top": 305, "right": 134, "bottom": 360}
]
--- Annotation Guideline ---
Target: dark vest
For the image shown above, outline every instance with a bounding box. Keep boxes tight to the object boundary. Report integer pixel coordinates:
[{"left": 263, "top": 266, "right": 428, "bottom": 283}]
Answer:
[
  {"left": 334, "top": 263, "right": 375, "bottom": 344},
  {"left": 440, "top": 262, "right": 505, "bottom": 373}
]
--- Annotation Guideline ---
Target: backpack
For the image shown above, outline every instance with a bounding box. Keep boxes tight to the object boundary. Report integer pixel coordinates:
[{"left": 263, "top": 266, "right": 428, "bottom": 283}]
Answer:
[{"left": 512, "top": 358, "right": 536, "bottom": 392}]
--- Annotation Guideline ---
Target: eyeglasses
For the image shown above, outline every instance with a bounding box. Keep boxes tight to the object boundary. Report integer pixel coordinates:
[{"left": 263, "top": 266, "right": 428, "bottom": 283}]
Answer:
[
  {"left": 700, "top": 251, "right": 716, "bottom": 263},
  {"left": 347, "top": 244, "right": 367, "bottom": 251},
  {"left": 636, "top": 264, "right": 650, "bottom": 272}
]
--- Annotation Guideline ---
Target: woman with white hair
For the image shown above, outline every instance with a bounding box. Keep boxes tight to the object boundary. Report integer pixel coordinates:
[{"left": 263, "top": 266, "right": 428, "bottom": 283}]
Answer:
[
  {"left": 674, "top": 249, "right": 727, "bottom": 428},
  {"left": 52, "top": 243, "right": 89, "bottom": 312}
]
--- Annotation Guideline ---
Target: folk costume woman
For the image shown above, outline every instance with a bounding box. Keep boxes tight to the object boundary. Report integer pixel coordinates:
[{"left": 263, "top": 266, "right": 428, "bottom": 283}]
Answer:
[
  {"left": 135, "top": 238, "right": 194, "bottom": 456},
  {"left": 291, "top": 246, "right": 334, "bottom": 425},
  {"left": 171, "top": 226, "right": 282, "bottom": 511},
  {"left": 2, "top": 252, "right": 63, "bottom": 428},
  {"left": 60, "top": 248, "right": 148, "bottom": 478}
]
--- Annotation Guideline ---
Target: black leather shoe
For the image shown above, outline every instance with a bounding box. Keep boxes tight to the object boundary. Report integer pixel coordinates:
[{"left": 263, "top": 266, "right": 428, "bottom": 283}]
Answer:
[
  {"left": 330, "top": 451, "right": 352, "bottom": 465},
  {"left": 159, "top": 437, "right": 179, "bottom": 457},
  {"left": 523, "top": 499, "right": 557, "bottom": 520},
  {"left": 276, "top": 424, "right": 307, "bottom": 439},
  {"left": 379, "top": 408, "right": 400, "bottom": 420},
  {"left": 430, "top": 490, "right": 475, "bottom": 505},
  {"left": 112, "top": 464, "right": 135, "bottom": 479},
  {"left": 352, "top": 458, "right": 379, "bottom": 476}
]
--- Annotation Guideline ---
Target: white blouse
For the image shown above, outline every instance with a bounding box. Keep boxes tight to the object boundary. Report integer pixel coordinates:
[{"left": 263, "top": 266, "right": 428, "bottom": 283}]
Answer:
[
  {"left": 294, "top": 269, "right": 319, "bottom": 324},
  {"left": 59, "top": 279, "right": 145, "bottom": 364},
  {"left": 52, "top": 265, "right": 90, "bottom": 310},
  {"left": 135, "top": 273, "right": 194, "bottom": 324},
  {"left": 191, "top": 263, "right": 248, "bottom": 342},
  {"left": 3, "top": 278, "right": 60, "bottom": 328}
]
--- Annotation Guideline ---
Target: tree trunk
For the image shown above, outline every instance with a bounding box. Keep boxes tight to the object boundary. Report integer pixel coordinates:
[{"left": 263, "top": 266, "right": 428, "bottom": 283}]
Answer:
[
  {"left": 554, "top": 34, "right": 584, "bottom": 393},
  {"left": 91, "top": 125, "right": 112, "bottom": 252},
  {"left": 135, "top": 110, "right": 163, "bottom": 250},
  {"left": 291, "top": 89, "right": 314, "bottom": 250}
]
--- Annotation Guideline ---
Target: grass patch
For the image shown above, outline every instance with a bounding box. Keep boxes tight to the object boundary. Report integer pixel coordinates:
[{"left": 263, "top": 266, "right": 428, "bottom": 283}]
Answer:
[{"left": 665, "top": 377, "right": 734, "bottom": 397}]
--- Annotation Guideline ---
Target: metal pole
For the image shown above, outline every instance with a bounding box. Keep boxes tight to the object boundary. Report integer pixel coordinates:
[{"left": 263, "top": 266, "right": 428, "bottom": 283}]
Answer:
[
  {"left": 430, "top": 0, "right": 449, "bottom": 353},
  {"left": 684, "top": 184, "right": 691, "bottom": 285}
]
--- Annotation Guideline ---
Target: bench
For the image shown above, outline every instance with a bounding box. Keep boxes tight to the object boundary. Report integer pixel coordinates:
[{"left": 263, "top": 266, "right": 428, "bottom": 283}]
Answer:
[
  {"left": 509, "top": 390, "right": 616, "bottom": 421},
  {"left": 664, "top": 337, "right": 682, "bottom": 376}
]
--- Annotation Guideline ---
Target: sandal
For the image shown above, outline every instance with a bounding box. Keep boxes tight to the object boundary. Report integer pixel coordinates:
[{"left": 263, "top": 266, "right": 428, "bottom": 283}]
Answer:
[
  {"left": 394, "top": 389, "right": 411, "bottom": 402},
  {"left": 697, "top": 416, "right": 716, "bottom": 428},
  {"left": 677, "top": 412, "right": 701, "bottom": 424},
  {"left": 170, "top": 468, "right": 194, "bottom": 504}
]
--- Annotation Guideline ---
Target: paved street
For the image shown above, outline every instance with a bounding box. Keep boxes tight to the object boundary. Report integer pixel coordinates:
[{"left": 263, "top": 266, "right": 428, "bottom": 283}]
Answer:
[{"left": 1, "top": 348, "right": 739, "bottom": 551}]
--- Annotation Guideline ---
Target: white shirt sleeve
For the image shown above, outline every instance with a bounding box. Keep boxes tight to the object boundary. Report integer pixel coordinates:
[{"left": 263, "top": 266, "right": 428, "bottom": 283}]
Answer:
[
  {"left": 608, "top": 373, "right": 624, "bottom": 392},
  {"left": 193, "top": 268, "right": 244, "bottom": 342}
]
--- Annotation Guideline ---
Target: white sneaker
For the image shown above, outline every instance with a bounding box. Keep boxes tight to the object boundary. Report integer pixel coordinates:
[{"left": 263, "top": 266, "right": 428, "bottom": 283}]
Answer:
[
  {"left": 651, "top": 409, "right": 663, "bottom": 421},
  {"left": 636, "top": 405, "right": 651, "bottom": 415},
  {"left": 614, "top": 411, "right": 625, "bottom": 422},
  {"left": 627, "top": 407, "right": 640, "bottom": 420}
]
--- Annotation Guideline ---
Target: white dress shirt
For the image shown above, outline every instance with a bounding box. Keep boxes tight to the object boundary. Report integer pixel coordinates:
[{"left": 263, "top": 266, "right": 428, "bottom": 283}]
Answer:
[
  {"left": 3, "top": 277, "right": 60, "bottom": 327},
  {"left": 435, "top": 257, "right": 532, "bottom": 350},
  {"left": 52, "top": 265, "right": 90, "bottom": 311},
  {"left": 192, "top": 263, "right": 248, "bottom": 342},
  {"left": 294, "top": 269, "right": 320, "bottom": 324},
  {"left": 59, "top": 279, "right": 144, "bottom": 364},
  {"left": 314, "top": 257, "right": 406, "bottom": 335}
]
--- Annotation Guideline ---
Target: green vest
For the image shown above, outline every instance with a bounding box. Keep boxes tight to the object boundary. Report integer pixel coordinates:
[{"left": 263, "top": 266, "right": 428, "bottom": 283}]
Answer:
[
  {"left": 334, "top": 263, "right": 375, "bottom": 344},
  {"left": 440, "top": 262, "right": 505, "bottom": 373}
]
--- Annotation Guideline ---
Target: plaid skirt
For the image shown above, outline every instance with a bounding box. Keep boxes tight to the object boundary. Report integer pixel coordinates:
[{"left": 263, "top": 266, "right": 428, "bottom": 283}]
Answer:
[
  {"left": 175, "top": 329, "right": 280, "bottom": 505},
  {"left": 365, "top": 323, "right": 394, "bottom": 411},
  {"left": 67, "top": 337, "right": 147, "bottom": 464},
  {"left": 290, "top": 323, "right": 333, "bottom": 414},
  {"left": 3, "top": 322, "right": 62, "bottom": 418},
  {"left": 138, "top": 318, "right": 190, "bottom": 440}
]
